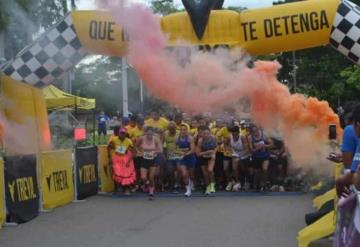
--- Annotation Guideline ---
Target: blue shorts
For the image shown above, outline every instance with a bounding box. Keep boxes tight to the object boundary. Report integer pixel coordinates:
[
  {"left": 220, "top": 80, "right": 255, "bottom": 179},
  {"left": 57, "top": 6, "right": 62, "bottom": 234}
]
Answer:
[
  {"left": 179, "top": 154, "right": 197, "bottom": 169},
  {"left": 167, "top": 159, "right": 178, "bottom": 166},
  {"left": 154, "top": 153, "right": 166, "bottom": 166}
]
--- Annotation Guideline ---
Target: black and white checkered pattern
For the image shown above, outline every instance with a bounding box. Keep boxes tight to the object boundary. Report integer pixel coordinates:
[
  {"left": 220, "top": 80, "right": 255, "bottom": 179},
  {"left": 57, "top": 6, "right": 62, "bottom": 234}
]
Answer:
[
  {"left": 330, "top": 0, "right": 360, "bottom": 64},
  {"left": 1, "top": 14, "right": 87, "bottom": 87}
]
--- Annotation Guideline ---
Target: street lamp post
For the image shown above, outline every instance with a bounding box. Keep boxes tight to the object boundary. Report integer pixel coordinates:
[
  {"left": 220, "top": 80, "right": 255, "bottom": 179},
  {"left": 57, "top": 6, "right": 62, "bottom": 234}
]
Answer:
[
  {"left": 287, "top": 51, "right": 301, "bottom": 93},
  {"left": 121, "top": 57, "right": 129, "bottom": 117}
]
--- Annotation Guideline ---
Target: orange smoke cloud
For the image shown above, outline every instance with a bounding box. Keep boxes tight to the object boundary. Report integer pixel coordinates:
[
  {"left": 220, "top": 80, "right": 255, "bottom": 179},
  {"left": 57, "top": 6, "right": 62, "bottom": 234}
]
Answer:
[{"left": 101, "top": 2, "right": 341, "bottom": 168}]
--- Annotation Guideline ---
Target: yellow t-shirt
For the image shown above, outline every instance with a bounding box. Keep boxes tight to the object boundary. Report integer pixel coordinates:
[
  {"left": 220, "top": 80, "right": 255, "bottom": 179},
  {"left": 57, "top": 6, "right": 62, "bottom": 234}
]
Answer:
[
  {"left": 145, "top": 117, "right": 169, "bottom": 132},
  {"left": 190, "top": 128, "right": 198, "bottom": 136},
  {"left": 217, "top": 127, "right": 231, "bottom": 139},
  {"left": 215, "top": 127, "right": 231, "bottom": 153},
  {"left": 126, "top": 125, "right": 136, "bottom": 133},
  {"left": 109, "top": 136, "right": 133, "bottom": 154},
  {"left": 240, "top": 128, "right": 249, "bottom": 137},
  {"left": 128, "top": 126, "right": 143, "bottom": 139},
  {"left": 211, "top": 127, "right": 222, "bottom": 136}
]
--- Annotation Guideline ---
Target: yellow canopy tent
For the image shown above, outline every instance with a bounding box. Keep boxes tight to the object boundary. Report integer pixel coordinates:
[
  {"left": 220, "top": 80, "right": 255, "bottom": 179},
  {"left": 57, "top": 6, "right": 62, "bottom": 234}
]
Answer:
[{"left": 42, "top": 85, "right": 95, "bottom": 110}]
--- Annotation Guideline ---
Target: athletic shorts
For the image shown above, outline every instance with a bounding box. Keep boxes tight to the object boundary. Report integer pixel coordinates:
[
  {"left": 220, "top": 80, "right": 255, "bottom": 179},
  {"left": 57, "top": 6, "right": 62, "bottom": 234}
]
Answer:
[
  {"left": 134, "top": 156, "right": 142, "bottom": 170},
  {"left": 239, "top": 156, "right": 251, "bottom": 166},
  {"left": 252, "top": 156, "right": 269, "bottom": 169},
  {"left": 198, "top": 156, "right": 212, "bottom": 167},
  {"left": 140, "top": 158, "right": 158, "bottom": 169},
  {"left": 98, "top": 127, "right": 107, "bottom": 135},
  {"left": 223, "top": 155, "right": 232, "bottom": 161},
  {"left": 167, "top": 159, "right": 179, "bottom": 166},
  {"left": 154, "top": 153, "right": 166, "bottom": 166},
  {"left": 179, "top": 154, "right": 197, "bottom": 169}
]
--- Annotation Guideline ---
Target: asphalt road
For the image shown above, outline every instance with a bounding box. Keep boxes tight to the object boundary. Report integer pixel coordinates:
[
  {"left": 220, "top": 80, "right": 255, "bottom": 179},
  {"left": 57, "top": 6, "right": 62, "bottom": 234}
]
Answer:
[{"left": 0, "top": 194, "right": 312, "bottom": 247}]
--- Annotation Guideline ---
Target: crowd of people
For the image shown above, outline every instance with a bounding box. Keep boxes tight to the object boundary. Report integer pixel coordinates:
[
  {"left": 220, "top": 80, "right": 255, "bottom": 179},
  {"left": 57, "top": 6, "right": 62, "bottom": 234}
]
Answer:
[{"left": 103, "top": 109, "right": 289, "bottom": 199}]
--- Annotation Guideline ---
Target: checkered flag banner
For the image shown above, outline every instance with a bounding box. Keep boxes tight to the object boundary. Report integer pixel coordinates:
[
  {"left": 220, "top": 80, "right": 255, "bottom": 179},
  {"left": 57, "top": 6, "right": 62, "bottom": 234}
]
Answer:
[
  {"left": 330, "top": 0, "right": 360, "bottom": 64},
  {"left": 1, "top": 14, "right": 87, "bottom": 87}
]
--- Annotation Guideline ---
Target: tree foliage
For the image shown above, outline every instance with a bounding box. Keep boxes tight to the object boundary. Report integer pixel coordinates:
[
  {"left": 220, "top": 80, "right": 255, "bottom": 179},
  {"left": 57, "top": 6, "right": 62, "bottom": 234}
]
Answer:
[{"left": 150, "top": 0, "right": 180, "bottom": 15}]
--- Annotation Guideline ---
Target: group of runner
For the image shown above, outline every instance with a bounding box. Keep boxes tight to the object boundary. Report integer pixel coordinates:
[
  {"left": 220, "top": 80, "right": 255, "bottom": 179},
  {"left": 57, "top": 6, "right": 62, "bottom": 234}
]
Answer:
[{"left": 107, "top": 109, "right": 288, "bottom": 199}]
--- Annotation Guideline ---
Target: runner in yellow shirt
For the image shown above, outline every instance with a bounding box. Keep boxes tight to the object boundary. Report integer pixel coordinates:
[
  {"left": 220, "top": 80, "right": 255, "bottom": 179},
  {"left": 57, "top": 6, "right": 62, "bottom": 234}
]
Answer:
[
  {"left": 145, "top": 109, "right": 169, "bottom": 133},
  {"left": 126, "top": 115, "right": 137, "bottom": 134},
  {"left": 190, "top": 118, "right": 199, "bottom": 136},
  {"left": 108, "top": 128, "right": 135, "bottom": 195},
  {"left": 128, "top": 116, "right": 145, "bottom": 190}
]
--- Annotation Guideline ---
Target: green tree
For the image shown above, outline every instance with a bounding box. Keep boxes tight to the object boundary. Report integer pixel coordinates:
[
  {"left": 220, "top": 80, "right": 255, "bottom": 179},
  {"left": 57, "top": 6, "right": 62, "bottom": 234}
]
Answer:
[
  {"left": 150, "top": 0, "right": 180, "bottom": 16},
  {"left": 271, "top": 0, "right": 355, "bottom": 108}
]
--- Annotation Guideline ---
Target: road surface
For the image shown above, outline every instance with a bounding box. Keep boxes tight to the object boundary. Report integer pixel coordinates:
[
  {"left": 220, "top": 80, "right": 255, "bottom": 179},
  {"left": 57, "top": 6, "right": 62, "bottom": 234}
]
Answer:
[{"left": 0, "top": 194, "right": 312, "bottom": 247}]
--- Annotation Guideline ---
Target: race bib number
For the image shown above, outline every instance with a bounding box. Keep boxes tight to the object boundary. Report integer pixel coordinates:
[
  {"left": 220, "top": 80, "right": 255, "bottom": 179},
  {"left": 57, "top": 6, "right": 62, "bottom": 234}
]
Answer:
[
  {"left": 168, "top": 152, "right": 178, "bottom": 160},
  {"left": 203, "top": 153, "right": 213, "bottom": 158},
  {"left": 232, "top": 152, "right": 240, "bottom": 158},
  {"left": 143, "top": 151, "right": 155, "bottom": 160},
  {"left": 115, "top": 146, "right": 127, "bottom": 154}
]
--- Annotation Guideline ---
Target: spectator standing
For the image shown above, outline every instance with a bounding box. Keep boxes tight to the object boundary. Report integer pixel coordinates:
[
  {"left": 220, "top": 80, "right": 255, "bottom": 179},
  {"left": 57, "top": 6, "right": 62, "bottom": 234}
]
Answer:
[{"left": 97, "top": 111, "right": 110, "bottom": 144}]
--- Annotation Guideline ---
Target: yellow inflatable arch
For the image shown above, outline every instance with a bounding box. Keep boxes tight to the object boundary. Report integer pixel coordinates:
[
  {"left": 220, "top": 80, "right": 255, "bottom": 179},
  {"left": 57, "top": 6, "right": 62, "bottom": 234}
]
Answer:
[
  {"left": 1, "top": 0, "right": 359, "bottom": 87},
  {"left": 0, "top": 0, "right": 359, "bottom": 152}
]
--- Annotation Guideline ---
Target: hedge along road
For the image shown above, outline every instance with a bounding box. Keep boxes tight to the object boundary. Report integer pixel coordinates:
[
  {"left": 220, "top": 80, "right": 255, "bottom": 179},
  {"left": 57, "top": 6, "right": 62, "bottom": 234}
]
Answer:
[{"left": 0, "top": 194, "right": 312, "bottom": 247}]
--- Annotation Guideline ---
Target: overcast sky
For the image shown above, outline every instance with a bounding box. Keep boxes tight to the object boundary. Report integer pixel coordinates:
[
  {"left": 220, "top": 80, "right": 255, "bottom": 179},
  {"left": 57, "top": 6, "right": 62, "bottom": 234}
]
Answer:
[{"left": 77, "top": 0, "right": 280, "bottom": 10}]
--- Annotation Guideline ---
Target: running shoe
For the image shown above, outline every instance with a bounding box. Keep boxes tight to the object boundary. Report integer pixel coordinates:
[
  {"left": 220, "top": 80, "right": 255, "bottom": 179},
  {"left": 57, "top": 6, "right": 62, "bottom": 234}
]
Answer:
[
  {"left": 149, "top": 193, "right": 154, "bottom": 200},
  {"left": 184, "top": 185, "right": 192, "bottom": 197},
  {"left": 205, "top": 184, "right": 212, "bottom": 195},
  {"left": 131, "top": 185, "right": 139, "bottom": 193},
  {"left": 270, "top": 185, "right": 279, "bottom": 192},
  {"left": 190, "top": 180, "right": 195, "bottom": 191},
  {"left": 210, "top": 182, "right": 216, "bottom": 193},
  {"left": 225, "top": 181, "right": 234, "bottom": 191},
  {"left": 232, "top": 183, "right": 241, "bottom": 192},
  {"left": 279, "top": 185, "right": 285, "bottom": 192}
]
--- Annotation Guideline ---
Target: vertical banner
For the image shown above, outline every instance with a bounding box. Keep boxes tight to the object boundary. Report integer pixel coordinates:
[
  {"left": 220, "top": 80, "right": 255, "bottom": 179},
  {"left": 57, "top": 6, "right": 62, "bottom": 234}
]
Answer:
[
  {"left": 334, "top": 194, "right": 360, "bottom": 247},
  {"left": 4, "top": 155, "right": 39, "bottom": 223},
  {"left": 0, "top": 159, "right": 5, "bottom": 228},
  {"left": 40, "top": 150, "right": 74, "bottom": 209},
  {"left": 98, "top": 146, "right": 115, "bottom": 193},
  {"left": 75, "top": 146, "right": 99, "bottom": 200}
]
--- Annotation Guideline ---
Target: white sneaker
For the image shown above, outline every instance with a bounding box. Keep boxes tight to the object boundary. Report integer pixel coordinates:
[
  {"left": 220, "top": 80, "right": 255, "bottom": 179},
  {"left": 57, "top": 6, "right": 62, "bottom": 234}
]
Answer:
[
  {"left": 232, "top": 183, "right": 241, "bottom": 191},
  {"left": 279, "top": 186, "right": 285, "bottom": 192},
  {"left": 225, "top": 181, "right": 234, "bottom": 191},
  {"left": 184, "top": 185, "right": 192, "bottom": 197},
  {"left": 270, "top": 185, "right": 279, "bottom": 192},
  {"left": 190, "top": 180, "right": 194, "bottom": 191}
]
